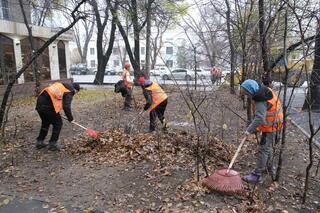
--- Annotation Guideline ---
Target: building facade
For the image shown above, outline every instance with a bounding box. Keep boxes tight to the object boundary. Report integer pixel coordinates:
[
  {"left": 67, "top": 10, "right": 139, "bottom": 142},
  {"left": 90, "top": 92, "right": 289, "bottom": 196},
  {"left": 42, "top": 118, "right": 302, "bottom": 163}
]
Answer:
[
  {"left": 0, "top": 0, "right": 72, "bottom": 86},
  {"left": 80, "top": 29, "right": 187, "bottom": 73}
]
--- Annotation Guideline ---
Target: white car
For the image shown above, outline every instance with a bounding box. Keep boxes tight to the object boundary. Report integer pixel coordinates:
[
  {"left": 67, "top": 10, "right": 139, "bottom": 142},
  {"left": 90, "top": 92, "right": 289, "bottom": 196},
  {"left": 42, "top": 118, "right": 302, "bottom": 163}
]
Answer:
[
  {"left": 195, "top": 69, "right": 211, "bottom": 79},
  {"left": 150, "top": 67, "right": 171, "bottom": 80},
  {"left": 170, "top": 68, "right": 198, "bottom": 81}
]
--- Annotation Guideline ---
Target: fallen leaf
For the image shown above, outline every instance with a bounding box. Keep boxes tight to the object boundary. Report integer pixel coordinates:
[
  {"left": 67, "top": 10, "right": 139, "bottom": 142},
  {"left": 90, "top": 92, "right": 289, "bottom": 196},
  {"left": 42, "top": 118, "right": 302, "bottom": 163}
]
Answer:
[{"left": 3, "top": 199, "right": 10, "bottom": 205}]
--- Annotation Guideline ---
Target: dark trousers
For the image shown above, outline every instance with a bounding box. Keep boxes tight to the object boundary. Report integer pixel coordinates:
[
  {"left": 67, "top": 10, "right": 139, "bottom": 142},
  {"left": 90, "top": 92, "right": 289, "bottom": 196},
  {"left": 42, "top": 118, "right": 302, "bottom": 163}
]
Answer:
[
  {"left": 124, "top": 88, "right": 132, "bottom": 108},
  {"left": 150, "top": 99, "right": 167, "bottom": 130},
  {"left": 37, "top": 109, "right": 62, "bottom": 142}
]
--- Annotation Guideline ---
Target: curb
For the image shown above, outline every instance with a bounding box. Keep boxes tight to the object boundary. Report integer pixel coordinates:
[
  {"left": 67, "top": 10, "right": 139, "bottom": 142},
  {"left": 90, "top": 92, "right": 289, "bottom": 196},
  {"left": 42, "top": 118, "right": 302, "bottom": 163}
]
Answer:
[{"left": 289, "top": 117, "right": 320, "bottom": 149}]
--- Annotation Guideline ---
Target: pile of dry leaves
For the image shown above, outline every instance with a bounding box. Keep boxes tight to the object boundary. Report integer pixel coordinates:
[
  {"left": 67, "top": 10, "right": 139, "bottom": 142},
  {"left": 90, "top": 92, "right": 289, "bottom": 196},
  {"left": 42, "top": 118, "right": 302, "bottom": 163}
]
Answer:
[{"left": 67, "top": 129, "right": 235, "bottom": 169}]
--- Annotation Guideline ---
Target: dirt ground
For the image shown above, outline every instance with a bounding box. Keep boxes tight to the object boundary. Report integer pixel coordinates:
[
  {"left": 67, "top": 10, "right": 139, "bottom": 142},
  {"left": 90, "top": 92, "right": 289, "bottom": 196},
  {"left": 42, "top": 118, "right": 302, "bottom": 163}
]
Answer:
[{"left": 0, "top": 86, "right": 319, "bottom": 212}]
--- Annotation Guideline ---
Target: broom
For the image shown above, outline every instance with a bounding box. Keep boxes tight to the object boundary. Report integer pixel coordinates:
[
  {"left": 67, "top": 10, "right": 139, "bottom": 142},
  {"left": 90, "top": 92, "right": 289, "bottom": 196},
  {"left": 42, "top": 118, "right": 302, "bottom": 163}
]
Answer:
[
  {"left": 203, "top": 136, "right": 247, "bottom": 194},
  {"left": 62, "top": 116, "right": 100, "bottom": 139}
]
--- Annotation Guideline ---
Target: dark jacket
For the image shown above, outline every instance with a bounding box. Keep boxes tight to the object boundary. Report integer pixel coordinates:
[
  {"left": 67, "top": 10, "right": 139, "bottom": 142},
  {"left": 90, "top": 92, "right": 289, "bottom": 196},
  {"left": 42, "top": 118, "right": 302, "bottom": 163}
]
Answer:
[
  {"left": 142, "top": 80, "right": 155, "bottom": 110},
  {"left": 252, "top": 84, "right": 273, "bottom": 102},
  {"left": 114, "top": 80, "right": 128, "bottom": 97},
  {"left": 36, "top": 83, "right": 76, "bottom": 121}
]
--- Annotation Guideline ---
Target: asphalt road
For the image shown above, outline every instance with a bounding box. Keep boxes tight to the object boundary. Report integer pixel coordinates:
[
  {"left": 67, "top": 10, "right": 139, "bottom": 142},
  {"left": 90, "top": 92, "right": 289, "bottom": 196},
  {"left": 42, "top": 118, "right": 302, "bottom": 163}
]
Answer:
[{"left": 72, "top": 74, "right": 215, "bottom": 86}]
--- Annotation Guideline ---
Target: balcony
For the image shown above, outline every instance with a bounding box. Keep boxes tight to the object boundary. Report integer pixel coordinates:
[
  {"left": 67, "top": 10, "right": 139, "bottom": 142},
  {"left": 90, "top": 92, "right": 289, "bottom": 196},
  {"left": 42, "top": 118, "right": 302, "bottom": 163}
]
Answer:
[{"left": 0, "top": 7, "right": 10, "bottom": 20}]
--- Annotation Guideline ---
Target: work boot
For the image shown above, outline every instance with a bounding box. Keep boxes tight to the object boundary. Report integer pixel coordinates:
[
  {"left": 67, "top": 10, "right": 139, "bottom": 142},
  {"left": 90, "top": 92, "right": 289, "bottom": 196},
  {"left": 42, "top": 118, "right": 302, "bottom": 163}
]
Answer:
[
  {"left": 162, "top": 119, "right": 169, "bottom": 130},
  {"left": 242, "top": 171, "right": 261, "bottom": 184},
  {"left": 36, "top": 140, "right": 47, "bottom": 149},
  {"left": 48, "top": 141, "right": 64, "bottom": 151},
  {"left": 148, "top": 127, "right": 155, "bottom": 133}
]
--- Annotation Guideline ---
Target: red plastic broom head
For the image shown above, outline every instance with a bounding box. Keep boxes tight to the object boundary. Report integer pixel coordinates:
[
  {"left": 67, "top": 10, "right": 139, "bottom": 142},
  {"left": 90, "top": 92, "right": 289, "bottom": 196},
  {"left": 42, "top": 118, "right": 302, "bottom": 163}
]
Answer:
[
  {"left": 203, "top": 168, "right": 244, "bottom": 194},
  {"left": 86, "top": 128, "right": 99, "bottom": 139}
]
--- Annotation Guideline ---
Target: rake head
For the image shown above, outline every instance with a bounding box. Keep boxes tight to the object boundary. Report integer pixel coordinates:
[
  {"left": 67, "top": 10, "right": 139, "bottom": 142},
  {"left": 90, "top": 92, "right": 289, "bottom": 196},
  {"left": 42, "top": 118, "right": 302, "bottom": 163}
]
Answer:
[
  {"left": 86, "top": 128, "right": 100, "bottom": 139},
  {"left": 203, "top": 168, "right": 244, "bottom": 194}
]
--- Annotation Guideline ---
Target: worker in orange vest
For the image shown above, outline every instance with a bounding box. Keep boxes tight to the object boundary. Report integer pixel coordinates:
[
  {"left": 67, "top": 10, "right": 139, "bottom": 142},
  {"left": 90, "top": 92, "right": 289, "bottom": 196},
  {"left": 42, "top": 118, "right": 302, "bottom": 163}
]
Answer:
[
  {"left": 240, "top": 79, "right": 283, "bottom": 183},
  {"left": 210, "top": 67, "right": 222, "bottom": 85},
  {"left": 35, "top": 82, "right": 80, "bottom": 151},
  {"left": 138, "top": 76, "right": 168, "bottom": 132},
  {"left": 121, "top": 63, "right": 133, "bottom": 111}
]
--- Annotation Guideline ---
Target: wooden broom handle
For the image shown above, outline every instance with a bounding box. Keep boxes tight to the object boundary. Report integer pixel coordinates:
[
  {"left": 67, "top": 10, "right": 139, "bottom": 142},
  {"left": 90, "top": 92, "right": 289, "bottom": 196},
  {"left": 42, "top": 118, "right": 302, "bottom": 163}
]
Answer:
[
  {"left": 71, "top": 121, "right": 87, "bottom": 130},
  {"left": 227, "top": 136, "right": 247, "bottom": 173},
  {"left": 62, "top": 115, "right": 88, "bottom": 130}
]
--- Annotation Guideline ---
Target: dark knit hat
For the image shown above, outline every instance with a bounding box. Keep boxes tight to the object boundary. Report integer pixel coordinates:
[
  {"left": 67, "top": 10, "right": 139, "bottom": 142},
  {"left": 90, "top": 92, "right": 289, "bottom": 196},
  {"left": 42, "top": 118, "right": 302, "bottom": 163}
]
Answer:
[{"left": 72, "top": 83, "right": 80, "bottom": 91}]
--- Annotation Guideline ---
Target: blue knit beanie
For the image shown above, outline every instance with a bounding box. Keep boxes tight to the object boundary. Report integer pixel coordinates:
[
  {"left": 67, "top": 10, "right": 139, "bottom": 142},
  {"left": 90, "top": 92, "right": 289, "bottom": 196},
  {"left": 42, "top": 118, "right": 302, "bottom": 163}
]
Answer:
[{"left": 241, "top": 79, "right": 260, "bottom": 95}]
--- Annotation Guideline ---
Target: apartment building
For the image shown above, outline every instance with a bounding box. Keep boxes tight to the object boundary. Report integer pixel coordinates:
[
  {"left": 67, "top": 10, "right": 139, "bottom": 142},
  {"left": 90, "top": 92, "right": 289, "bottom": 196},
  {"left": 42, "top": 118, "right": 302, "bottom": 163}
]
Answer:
[{"left": 82, "top": 30, "right": 187, "bottom": 72}]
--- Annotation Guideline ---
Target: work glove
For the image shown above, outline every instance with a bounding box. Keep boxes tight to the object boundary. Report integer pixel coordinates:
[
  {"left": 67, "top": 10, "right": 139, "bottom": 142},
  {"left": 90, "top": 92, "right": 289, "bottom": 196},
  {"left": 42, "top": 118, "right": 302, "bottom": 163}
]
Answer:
[
  {"left": 144, "top": 105, "right": 149, "bottom": 111},
  {"left": 68, "top": 117, "right": 74, "bottom": 122}
]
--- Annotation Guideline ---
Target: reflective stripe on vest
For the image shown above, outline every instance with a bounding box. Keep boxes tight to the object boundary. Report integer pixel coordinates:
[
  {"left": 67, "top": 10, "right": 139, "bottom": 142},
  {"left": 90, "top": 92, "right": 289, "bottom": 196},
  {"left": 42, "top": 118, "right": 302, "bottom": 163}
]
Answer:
[
  {"left": 145, "top": 82, "right": 168, "bottom": 111},
  {"left": 41, "top": 82, "right": 70, "bottom": 113},
  {"left": 257, "top": 89, "right": 283, "bottom": 132}
]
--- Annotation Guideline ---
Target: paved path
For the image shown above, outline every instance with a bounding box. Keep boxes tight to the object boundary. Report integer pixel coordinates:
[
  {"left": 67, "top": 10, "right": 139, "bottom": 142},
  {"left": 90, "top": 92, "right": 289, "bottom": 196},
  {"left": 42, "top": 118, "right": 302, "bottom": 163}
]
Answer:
[
  {"left": 280, "top": 86, "right": 320, "bottom": 148},
  {"left": 0, "top": 193, "right": 81, "bottom": 213}
]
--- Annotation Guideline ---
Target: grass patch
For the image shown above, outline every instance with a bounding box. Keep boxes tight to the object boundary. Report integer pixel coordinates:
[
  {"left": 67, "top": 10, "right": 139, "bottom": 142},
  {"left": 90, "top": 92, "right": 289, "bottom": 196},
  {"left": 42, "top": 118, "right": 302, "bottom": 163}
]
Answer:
[
  {"left": 0, "top": 88, "right": 115, "bottom": 107},
  {"left": 74, "top": 88, "right": 114, "bottom": 101}
]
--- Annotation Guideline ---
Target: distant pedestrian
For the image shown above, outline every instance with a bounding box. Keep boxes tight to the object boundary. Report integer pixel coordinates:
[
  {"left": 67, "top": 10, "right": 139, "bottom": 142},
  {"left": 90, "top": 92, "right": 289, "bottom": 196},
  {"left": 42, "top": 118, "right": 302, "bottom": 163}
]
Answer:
[
  {"left": 210, "top": 67, "right": 222, "bottom": 85},
  {"left": 35, "top": 82, "right": 80, "bottom": 151},
  {"left": 138, "top": 76, "right": 168, "bottom": 132},
  {"left": 121, "top": 63, "right": 133, "bottom": 111},
  {"left": 240, "top": 79, "right": 283, "bottom": 183}
]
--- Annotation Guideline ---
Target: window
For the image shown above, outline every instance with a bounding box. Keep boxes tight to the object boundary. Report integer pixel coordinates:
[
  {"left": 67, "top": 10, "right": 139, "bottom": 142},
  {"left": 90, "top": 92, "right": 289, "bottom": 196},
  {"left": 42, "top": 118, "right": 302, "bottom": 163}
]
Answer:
[
  {"left": 58, "top": 41, "right": 67, "bottom": 79},
  {"left": 166, "top": 60, "right": 173, "bottom": 68},
  {"left": 113, "top": 48, "right": 119, "bottom": 55},
  {"left": 166, "top": 47, "right": 173, "bottom": 55},
  {"left": 114, "top": 60, "right": 119, "bottom": 67},
  {"left": 0, "top": 34, "right": 15, "bottom": 85},
  {"left": 0, "top": 0, "right": 10, "bottom": 20},
  {"left": 21, "top": 37, "right": 50, "bottom": 82},
  {"left": 90, "top": 48, "right": 95, "bottom": 55},
  {"left": 90, "top": 60, "right": 96, "bottom": 68},
  {"left": 141, "top": 47, "right": 145, "bottom": 55}
]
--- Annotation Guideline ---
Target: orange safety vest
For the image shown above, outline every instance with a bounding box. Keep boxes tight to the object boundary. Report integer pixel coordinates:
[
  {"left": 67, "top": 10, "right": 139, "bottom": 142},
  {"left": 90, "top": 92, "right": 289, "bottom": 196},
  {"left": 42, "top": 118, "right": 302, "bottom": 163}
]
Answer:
[
  {"left": 145, "top": 82, "right": 168, "bottom": 111},
  {"left": 121, "top": 69, "right": 133, "bottom": 89},
  {"left": 254, "top": 88, "right": 283, "bottom": 132},
  {"left": 41, "top": 82, "right": 70, "bottom": 113}
]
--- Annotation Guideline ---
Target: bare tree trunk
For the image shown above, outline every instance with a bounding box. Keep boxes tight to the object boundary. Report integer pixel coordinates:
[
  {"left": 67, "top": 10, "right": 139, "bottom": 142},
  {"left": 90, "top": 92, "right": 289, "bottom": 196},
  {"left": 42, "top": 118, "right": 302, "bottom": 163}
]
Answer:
[
  {"left": 92, "top": 0, "right": 117, "bottom": 85},
  {"left": 225, "top": 0, "right": 236, "bottom": 94},
  {"left": 107, "top": 0, "right": 141, "bottom": 77},
  {"left": 259, "top": 0, "right": 270, "bottom": 84},
  {"left": 144, "top": 0, "right": 152, "bottom": 78},
  {"left": 303, "top": 21, "right": 320, "bottom": 111},
  {"left": 19, "top": 0, "right": 40, "bottom": 95},
  {"left": 132, "top": 0, "right": 141, "bottom": 77}
]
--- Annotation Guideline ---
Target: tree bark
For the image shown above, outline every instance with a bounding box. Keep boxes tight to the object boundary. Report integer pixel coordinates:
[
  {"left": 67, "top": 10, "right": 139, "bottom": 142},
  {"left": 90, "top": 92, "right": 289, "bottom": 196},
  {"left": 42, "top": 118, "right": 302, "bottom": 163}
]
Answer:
[
  {"left": 92, "top": 0, "right": 117, "bottom": 85},
  {"left": 107, "top": 0, "right": 140, "bottom": 77},
  {"left": 303, "top": 21, "right": 320, "bottom": 111},
  {"left": 144, "top": 0, "right": 152, "bottom": 78},
  {"left": 259, "top": 0, "right": 270, "bottom": 84},
  {"left": 19, "top": 0, "right": 40, "bottom": 95},
  {"left": 132, "top": 0, "right": 141, "bottom": 77},
  {"left": 225, "top": 0, "right": 236, "bottom": 94}
]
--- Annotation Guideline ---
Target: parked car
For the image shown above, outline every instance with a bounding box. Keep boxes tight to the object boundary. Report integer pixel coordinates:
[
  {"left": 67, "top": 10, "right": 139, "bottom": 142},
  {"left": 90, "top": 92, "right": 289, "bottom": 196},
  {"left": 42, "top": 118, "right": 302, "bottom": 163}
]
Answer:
[
  {"left": 169, "top": 68, "right": 197, "bottom": 81},
  {"left": 70, "top": 66, "right": 89, "bottom": 75},
  {"left": 150, "top": 67, "right": 171, "bottom": 79},
  {"left": 105, "top": 69, "right": 117, "bottom": 75},
  {"left": 195, "top": 69, "right": 211, "bottom": 79}
]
